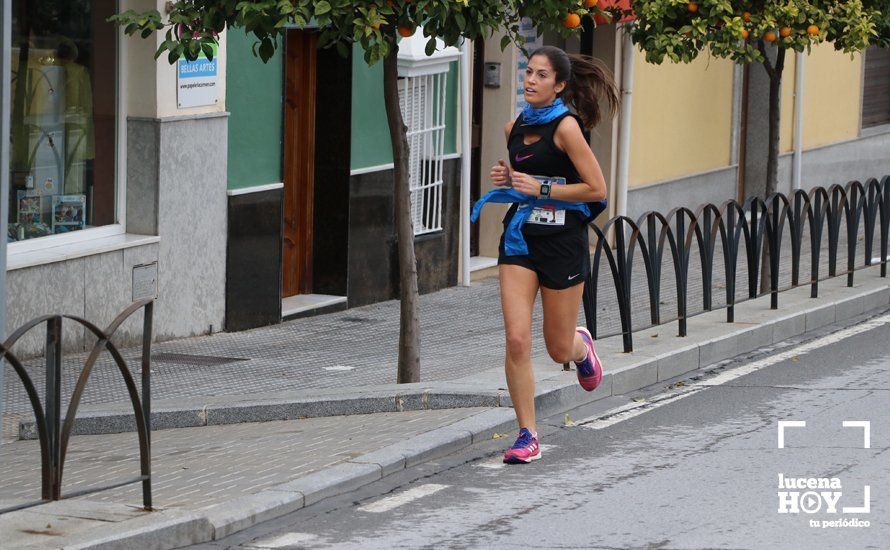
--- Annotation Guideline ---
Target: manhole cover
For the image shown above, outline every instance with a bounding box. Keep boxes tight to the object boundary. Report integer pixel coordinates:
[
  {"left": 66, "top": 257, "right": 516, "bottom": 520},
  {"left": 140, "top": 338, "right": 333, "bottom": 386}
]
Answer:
[{"left": 150, "top": 353, "right": 249, "bottom": 367}]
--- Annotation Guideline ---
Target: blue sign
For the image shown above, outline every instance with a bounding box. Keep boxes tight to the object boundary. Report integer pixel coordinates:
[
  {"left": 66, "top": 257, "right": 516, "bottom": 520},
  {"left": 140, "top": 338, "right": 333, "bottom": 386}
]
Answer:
[{"left": 178, "top": 57, "right": 217, "bottom": 79}]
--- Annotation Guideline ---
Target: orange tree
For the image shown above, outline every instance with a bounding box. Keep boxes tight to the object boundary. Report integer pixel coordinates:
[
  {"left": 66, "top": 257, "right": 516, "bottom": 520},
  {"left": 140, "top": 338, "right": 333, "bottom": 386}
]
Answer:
[
  {"left": 626, "top": 0, "right": 877, "bottom": 197},
  {"left": 111, "top": 0, "right": 611, "bottom": 384}
]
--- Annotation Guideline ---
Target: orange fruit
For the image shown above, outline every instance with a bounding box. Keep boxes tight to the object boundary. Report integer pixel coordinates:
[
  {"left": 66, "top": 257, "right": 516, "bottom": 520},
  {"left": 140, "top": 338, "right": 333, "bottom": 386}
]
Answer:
[
  {"left": 563, "top": 12, "right": 582, "bottom": 28},
  {"left": 372, "top": 22, "right": 381, "bottom": 30},
  {"left": 585, "top": 0, "right": 598, "bottom": 7},
  {"left": 688, "top": 2, "right": 698, "bottom": 13},
  {"left": 780, "top": 26, "right": 792, "bottom": 38},
  {"left": 741, "top": 28, "right": 749, "bottom": 39},
  {"left": 742, "top": 11, "right": 751, "bottom": 22},
  {"left": 398, "top": 25, "right": 415, "bottom": 37},
  {"left": 763, "top": 30, "right": 777, "bottom": 43},
  {"left": 807, "top": 24, "right": 819, "bottom": 36}
]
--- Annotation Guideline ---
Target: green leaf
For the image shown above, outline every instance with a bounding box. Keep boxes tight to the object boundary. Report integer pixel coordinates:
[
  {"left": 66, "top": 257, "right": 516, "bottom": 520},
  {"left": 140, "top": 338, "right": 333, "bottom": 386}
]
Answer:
[
  {"left": 500, "top": 34, "right": 512, "bottom": 51},
  {"left": 259, "top": 38, "right": 275, "bottom": 62},
  {"left": 425, "top": 37, "right": 437, "bottom": 56},
  {"left": 315, "top": 1, "right": 331, "bottom": 16},
  {"left": 455, "top": 11, "right": 466, "bottom": 31}
]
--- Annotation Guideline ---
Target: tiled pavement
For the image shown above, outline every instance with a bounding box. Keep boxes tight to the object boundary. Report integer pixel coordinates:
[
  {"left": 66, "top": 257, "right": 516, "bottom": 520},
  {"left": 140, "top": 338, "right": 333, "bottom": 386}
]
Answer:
[{"left": 0, "top": 407, "right": 485, "bottom": 510}]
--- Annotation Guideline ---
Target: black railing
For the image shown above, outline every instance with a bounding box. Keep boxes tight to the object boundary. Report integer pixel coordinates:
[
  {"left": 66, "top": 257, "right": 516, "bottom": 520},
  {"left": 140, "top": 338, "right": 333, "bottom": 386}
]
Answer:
[
  {"left": 584, "top": 176, "right": 890, "bottom": 353},
  {"left": 0, "top": 300, "right": 154, "bottom": 514}
]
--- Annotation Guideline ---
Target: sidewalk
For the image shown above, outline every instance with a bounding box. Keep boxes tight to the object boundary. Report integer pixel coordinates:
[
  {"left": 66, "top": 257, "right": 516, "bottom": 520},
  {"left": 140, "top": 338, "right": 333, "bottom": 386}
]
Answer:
[
  {"left": 2, "top": 255, "right": 889, "bottom": 547},
  {"left": 3, "top": 222, "right": 862, "bottom": 437}
]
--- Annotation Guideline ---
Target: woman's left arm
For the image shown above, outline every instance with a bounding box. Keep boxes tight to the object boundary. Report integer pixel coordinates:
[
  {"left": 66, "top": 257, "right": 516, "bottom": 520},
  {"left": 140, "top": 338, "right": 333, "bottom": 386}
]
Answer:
[{"left": 549, "top": 116, "right": 607, "bottom": 202}]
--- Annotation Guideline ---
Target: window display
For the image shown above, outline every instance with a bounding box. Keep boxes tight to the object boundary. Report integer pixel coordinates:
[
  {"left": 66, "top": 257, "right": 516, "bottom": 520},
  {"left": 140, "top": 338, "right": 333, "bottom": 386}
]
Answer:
[{"left": 7, "top": 0, "right": 117, "bottom": 243}]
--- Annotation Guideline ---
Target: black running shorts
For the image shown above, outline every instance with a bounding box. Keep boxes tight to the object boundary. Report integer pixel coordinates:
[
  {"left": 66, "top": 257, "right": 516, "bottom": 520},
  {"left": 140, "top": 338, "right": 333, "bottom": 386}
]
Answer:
[{"left": 498, "top": 227, "right": 590, "bottom": 290}]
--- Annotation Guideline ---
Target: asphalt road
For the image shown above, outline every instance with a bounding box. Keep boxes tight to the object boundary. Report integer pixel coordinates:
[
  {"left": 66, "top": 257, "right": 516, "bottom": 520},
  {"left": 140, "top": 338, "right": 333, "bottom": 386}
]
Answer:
[{"left": 198, "top": 311, "right": 890, "bottom": 549}]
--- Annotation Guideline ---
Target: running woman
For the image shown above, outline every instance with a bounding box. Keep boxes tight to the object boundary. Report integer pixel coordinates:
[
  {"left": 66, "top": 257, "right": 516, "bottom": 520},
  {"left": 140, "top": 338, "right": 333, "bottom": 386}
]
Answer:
[{"left": 472, "top": 46, "right": 618, "bottom": 464}]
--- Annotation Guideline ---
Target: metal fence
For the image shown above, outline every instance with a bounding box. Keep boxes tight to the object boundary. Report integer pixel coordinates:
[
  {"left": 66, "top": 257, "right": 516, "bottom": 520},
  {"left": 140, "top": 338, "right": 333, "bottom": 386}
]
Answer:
[
  {"left": 0, "top": 300, "right": 154, "bottom": 514},
  {"left": 584, "top": 176, "right": 890, "bottom": 353}
]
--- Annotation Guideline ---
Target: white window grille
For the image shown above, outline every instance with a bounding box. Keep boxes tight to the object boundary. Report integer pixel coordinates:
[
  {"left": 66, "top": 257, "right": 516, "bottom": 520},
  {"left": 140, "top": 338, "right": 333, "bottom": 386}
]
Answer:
[{"left": 399, "top": 73, "right": 447, "bottom": 236}]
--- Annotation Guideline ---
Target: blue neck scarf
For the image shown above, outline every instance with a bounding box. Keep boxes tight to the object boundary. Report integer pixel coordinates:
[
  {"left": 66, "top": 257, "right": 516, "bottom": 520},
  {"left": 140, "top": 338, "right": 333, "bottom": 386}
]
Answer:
[{"left": 521, "top": 97, "right": 569, "bottom": 126}]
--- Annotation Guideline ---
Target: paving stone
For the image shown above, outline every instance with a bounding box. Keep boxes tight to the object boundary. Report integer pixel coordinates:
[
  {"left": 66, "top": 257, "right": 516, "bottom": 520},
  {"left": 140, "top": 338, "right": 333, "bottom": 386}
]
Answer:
[{"left": 0, "top": 408, "right": 484, "bottom": 510}]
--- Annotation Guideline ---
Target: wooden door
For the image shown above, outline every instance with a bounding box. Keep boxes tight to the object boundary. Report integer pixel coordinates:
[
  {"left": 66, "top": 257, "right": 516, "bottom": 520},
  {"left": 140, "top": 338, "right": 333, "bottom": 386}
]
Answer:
[{"left": 283, "top": 30, "right": 317, "bottom": 297}]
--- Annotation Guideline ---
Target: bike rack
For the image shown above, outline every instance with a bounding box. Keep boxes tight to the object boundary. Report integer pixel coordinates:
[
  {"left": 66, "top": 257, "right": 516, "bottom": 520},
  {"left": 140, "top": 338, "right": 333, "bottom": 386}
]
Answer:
[{"left": 0, "top": 299, "right": 154, "bottom": 514}]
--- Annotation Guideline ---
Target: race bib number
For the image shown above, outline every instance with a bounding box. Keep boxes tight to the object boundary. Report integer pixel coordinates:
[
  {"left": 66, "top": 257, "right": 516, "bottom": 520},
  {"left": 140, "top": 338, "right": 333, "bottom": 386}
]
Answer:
[
  {"left": 525, "top": 176, "right": 567, "bottom": 226},
  {"left": 526, "top": 204, "right": 566, "bottom": 225}
]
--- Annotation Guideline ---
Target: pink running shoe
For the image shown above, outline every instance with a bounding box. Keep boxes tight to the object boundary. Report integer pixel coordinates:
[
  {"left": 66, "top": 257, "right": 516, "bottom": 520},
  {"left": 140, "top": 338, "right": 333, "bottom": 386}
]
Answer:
[
  {"left": 574, "top": 326, "right": 603, "bottom": 391},
  {"left": 503, "top": 428, "right": 541, "bottom": 464}
]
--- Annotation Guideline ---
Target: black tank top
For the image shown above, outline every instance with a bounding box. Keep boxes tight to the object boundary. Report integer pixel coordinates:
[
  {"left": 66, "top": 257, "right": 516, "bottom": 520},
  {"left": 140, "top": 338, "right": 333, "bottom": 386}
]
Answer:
[{"left": 504, "top": 112, "right": 586, "bottom": 236}]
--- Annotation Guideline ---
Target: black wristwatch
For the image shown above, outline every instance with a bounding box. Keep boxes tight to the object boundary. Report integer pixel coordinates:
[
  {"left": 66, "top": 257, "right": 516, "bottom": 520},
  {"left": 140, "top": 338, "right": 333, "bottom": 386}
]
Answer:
[{"left": 539, "top": 182, "right": 552, "bottom": 199}]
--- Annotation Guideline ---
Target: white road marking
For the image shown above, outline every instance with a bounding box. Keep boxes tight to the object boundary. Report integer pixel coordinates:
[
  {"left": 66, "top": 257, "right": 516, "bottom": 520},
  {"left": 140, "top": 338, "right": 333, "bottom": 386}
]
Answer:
[
  {"left": 577, "top": 313, "right": 890, "bottom": 430},
  {"left": 247, "top": 532, "right": 318, "bottom": 548},
  {"left": 358, "top": 483, "right": 449, "bottom": 513},
  {"left": 324, "top": 365, "right": 355, "bottom": 371}
]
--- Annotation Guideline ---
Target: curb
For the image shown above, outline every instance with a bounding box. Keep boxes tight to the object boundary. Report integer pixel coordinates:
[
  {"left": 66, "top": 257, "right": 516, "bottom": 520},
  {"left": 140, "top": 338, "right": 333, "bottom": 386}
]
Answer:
[
  {"left": 18, "top": 389, "right": 506, "bottom": 440},
  {"left": 11, "top": 266, "right": 890, "bottom": 549}
]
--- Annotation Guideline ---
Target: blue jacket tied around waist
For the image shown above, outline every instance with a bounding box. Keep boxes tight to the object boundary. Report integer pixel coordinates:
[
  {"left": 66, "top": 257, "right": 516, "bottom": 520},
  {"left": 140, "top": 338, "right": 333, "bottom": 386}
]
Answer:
[{"left": 470, "top": 188, "right": 607, "bottom": 256}]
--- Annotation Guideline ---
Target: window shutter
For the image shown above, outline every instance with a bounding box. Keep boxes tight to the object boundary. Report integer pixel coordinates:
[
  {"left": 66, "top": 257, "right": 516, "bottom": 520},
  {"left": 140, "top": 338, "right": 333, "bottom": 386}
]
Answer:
[{"left": 862, "top": 46, "right": 890, "bottom": 129}]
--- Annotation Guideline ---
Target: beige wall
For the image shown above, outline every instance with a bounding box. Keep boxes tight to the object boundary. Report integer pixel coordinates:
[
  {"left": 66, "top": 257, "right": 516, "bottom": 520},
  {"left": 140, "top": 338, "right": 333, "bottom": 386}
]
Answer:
[
  {"left": 801, "top": 43, "right": 862, "bottom": 149},
  {"left": 628, "top": 50, "right": 734, "bottom": 188},
  {"left": 124, "top": 0, "right": 227, "bottom": 119},
  {"left": 477, "top": 33, "right": 519, "bottom": 258},
  {"left": 779, "top": 43, "right": 862, "bottom": 155}
]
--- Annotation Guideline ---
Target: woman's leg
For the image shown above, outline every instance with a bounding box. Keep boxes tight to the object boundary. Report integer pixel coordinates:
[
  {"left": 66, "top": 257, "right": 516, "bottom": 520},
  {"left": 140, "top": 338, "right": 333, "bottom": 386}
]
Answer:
[
  {"left": 499, "top": 264, "right": 540, "bottom": 433},
  {"left": 540, "top": 282, "right": 588, "bottom": 365}
]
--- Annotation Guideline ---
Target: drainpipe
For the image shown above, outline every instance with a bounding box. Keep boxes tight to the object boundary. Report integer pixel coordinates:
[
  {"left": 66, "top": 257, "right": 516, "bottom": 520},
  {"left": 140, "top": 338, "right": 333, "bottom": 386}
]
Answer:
[
  {"left": 459, "top": 39, "right": 471, "bottom": 286},
  {"left": 791, "top": 51, "right": 804, "bottom": 192},
  {"left": 0, "top": 0, "right": 12, "bottom": 433},
  {"left": 615, "top": 25, "right": 634, "bottom": 219}
]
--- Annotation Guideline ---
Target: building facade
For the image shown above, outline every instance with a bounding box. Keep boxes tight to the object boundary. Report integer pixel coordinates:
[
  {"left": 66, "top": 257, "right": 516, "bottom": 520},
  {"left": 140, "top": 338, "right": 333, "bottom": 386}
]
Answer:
[
  {"left": 224, "top": 29, "right": 464, "bottom": 331},
  {"left": 6, "top": 0, "right": 227, "bottom": 356}
]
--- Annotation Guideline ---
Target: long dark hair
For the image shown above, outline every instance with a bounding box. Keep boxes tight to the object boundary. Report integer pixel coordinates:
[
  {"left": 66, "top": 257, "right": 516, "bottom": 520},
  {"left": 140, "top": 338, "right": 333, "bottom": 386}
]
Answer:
[{"left": 529, "top": 45, "right": 619, "bottom": 130}]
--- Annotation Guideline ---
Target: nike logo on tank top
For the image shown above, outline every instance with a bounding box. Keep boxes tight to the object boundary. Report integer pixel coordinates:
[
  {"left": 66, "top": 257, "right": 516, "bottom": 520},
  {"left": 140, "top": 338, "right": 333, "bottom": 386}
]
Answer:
[{"left": 505, "top": 112, "right": 585, "bottom": 236}]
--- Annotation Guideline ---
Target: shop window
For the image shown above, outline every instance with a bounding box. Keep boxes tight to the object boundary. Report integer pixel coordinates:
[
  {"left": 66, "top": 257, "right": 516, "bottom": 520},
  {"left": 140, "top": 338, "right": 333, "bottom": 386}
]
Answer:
[
  {"left": 7, "top": 0, "right": 117, "bottom": 243},
  {"left": 862, "top": 45, "right": 890, "bottom": 129},
  {"left": 399, "top": 73, "right": 447, "bottom": 236}
]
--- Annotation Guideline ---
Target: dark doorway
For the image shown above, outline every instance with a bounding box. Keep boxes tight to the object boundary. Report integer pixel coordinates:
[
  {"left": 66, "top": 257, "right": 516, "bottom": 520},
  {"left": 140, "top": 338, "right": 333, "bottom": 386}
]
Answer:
[{"left": 470, "top": 39, "right": 485, "bottom": 256}]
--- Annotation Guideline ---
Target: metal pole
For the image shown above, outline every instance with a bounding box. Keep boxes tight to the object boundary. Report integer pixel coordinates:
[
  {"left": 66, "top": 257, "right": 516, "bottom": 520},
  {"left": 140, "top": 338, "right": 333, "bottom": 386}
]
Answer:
[
  {"left": 0, "top": 0, "right": 13, "bottom": 436},
  {"left": 459, "top": 39, "right": 471, "bottom": 286},
  {"left": 791, "top": 51, "right": 805, "bottom": 192},
  {"left": 615, "top": 25, "right": 634, "bottom": 219}
]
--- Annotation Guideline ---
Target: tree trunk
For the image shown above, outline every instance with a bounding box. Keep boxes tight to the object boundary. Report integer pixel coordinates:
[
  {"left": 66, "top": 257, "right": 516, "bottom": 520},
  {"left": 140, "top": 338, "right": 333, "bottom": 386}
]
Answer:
[
  {"left": 382, "top": 47, "right": 421, "bottom": 384},
  {"left": 759, "top": 47, "right": 785, "bottom": 295}
]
